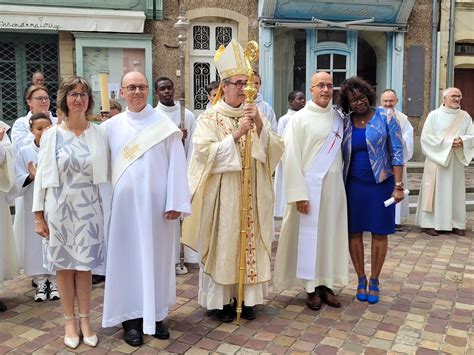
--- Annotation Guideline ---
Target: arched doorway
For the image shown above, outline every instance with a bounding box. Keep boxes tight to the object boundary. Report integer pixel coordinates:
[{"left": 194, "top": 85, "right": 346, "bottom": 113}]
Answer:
[{"left": 357, "top": 37, "right": 377, "bottom": 89}]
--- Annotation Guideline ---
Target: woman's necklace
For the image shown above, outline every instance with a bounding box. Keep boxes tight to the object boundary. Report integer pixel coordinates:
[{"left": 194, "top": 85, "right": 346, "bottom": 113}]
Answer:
[{"left": 62, "top": 118, "right": 89, "bottom": 134}]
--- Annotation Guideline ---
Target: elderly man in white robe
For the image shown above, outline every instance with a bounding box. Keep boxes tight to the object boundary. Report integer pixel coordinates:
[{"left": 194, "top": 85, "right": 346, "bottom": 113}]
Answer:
[
  {"left": 154, "top": 76, "right": 199, "bottom": 271},
  {"left": 102, "top": 71, "right": 191, "bottom": 347},
  {"left": 273, "top": 72, "right": 348, "bottom": 311},
  {"left": 380, "top": 89, "right": 414, "bottom": 229},
  {"left": 183, "top": 39, "right": 284, "bottom": 323},
  {"left": 0, "top": 123, "right": 19, "bottom": 311},
  {"left": 416, "top": 87, "right": 474, "bottom": 236}
]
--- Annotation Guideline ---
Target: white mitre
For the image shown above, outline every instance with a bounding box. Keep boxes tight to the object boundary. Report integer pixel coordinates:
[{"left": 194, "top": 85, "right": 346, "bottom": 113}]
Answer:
[{"left": 214, "top": 39, "right": 248, "bottom": 80}]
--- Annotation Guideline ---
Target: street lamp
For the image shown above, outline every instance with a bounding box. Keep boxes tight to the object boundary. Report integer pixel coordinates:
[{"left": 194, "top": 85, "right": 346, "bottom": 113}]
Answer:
[
  {"left": 174, "top": 3, "right": 190, "bottom": 276},
  {"left": 174, "top": 4, "right": 190, "bottom": 131}
]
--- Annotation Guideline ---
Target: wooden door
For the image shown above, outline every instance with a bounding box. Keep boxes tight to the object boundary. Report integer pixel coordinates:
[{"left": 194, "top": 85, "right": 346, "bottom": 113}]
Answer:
[{"left": 454, "top": 68, "right": 474, "bottom": 118}]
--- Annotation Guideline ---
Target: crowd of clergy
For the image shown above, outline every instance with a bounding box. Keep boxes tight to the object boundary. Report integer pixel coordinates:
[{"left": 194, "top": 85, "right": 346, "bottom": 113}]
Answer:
[{"left": 0, "top": 39, "right": 472, "bottom": 349}]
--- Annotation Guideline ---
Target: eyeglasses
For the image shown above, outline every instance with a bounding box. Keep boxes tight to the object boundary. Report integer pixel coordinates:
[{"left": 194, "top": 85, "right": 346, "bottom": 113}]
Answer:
[
  {"left": 31, "top": 96, "right": 50, "bottom": 102},
  {"left": 227, "top": 81, "right": 247, "bottom": 89},
  {"left": 447, "top": 95, "right": 462, "bottom": 99},
  {"left": 67, "top": 92, "right": 88, "bottom": 100},
  {"left": 311, "top": 83, "right": 334, "bottom": 90},
  {"left": 123, "top": 85, "right": 148, "bottom": 93},
  {"left": 349, "top": 95, "right": 368, "bottom": 105}
]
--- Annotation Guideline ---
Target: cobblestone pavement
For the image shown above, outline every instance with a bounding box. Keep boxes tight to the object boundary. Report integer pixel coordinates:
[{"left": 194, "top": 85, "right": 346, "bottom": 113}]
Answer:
[{"left": 1, "top": 216, "right": 473, "bottom": 355}]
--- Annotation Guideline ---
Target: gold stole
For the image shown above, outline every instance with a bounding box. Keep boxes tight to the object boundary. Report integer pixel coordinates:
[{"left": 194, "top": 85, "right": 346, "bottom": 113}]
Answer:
[{"left": 112, "top": 118, "right": 180, "bottom": 187}]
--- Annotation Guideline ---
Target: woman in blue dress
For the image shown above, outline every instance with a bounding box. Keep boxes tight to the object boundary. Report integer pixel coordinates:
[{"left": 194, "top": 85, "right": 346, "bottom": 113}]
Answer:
[{"left": 339, "top": 77, "right": 405, "bottom": 304}]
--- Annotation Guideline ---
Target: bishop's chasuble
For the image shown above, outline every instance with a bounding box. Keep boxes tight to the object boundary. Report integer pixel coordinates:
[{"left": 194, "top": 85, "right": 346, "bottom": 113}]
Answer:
[{"left": 182, "top": 99, "right": 284, "bottom": 309}]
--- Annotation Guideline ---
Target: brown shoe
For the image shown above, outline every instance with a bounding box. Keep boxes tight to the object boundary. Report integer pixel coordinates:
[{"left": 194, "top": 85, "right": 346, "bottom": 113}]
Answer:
[
  {"left": 452, "top": 228, "right": 465, "bottom": 236},
  {"left": 319, "top": 285, "right": 342, "bottom": 308},
  {"left": 306, "top": 289, "right": 322, "bottom": 310},
  {"left": 424, "top": 228, "right": 439, "bottom": 236}
]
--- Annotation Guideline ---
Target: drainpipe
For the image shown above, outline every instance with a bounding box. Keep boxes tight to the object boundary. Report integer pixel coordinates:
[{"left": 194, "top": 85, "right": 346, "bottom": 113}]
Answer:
[
  {"left": 430, "top": 0, "right": 439, "bottom": 109},
  {"left": 446, "top": 0, "right": 456, "bottom": 87}
]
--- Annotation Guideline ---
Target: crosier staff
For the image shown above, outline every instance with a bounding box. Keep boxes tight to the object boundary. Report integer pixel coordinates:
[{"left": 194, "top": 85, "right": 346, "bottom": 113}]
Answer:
[{"left": 236, "top": 40, "right": 259, "bottom": 324}]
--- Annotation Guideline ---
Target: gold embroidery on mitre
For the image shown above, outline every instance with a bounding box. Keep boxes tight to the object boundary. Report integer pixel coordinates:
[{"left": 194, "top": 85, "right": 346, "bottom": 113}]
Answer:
[
  {"left": 123, "top": 143, "right": 141, "bottom": 161},
  {"left": 214, "top": 39, "right": 248, "bottom": 80}
]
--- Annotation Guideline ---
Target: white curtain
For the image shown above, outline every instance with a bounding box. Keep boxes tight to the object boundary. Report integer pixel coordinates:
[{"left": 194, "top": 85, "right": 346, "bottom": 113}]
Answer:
[{"left": 274, "top": 29, "right": 295, "bottom": 119}]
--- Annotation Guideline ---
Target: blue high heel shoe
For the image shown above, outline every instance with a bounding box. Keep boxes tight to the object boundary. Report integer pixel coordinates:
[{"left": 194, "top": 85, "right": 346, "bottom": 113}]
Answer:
[
  {"left": 367, "top": 278, "right": 379, "bottom": 304},
  {"left": 356, "top": 276, "right": 368, "bottom": 302}
]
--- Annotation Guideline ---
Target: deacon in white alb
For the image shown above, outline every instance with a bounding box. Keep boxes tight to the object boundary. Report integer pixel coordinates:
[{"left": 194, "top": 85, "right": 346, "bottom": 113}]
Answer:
[
  {"left": 102, "top": 71, "right": 191, "bottom": 347},
  {"left": 273, "top": 72, "right": 348, "bottom": 311}
]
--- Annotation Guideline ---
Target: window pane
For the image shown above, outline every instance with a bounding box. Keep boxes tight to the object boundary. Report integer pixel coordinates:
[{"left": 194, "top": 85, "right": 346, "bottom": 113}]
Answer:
[
  {"left": 193, "top": 26, "right": 210, "bottom": 50},
  {"left": 318, "top": 30, "right": 347, "bottom": 44},
  {"left": 333, "top": 54, "right": 346, "bottom": 69},
  {"left": 316, "top": 54, "right": 330, "bottom": 69},
  {"left": 215, "top": 26, "right": 232, "bottom": 50},
  {"left": 333, "top": 72, "right": 346, "bottom": 87},
  {"left": 193, "top": 62, "right": 210, "bottom": 110}
]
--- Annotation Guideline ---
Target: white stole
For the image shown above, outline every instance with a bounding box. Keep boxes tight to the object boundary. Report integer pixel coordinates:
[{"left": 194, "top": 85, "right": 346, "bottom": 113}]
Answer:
[
  {"left": 297, "top": 110, "right": 343, "bottom": 280},
  {"left": 112, "top": 118, "right": 180, "bottom": 187}
]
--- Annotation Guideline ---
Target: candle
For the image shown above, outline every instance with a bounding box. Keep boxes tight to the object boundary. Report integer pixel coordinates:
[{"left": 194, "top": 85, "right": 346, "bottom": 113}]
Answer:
[{"left": 98, "top": 72, "right": 110, "bottom": 112}]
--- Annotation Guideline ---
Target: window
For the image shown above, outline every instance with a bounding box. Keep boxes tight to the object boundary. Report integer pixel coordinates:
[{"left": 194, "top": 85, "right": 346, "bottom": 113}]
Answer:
[
  {"left": 190, "top": 23, "right": 237, "bottom": 115},
  {"left": 317, "top": 30, "right": 347, "bottom": 44},
  {"left": 455, "top": 43, "right": 474, "bottom": 56},
  {"left": 316, "top": 53, "right": 348, "bottom": 97}
]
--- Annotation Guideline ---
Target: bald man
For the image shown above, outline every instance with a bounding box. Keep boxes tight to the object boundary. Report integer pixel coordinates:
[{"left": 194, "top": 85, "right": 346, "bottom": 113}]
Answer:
[
  {"left": 416, "top": 87, "right": 474, "bottom": 236},
  {"left": 380, "top": 89, "right": 413, "bottom": 229},
  {"left": 102, "top": 71, "right": 191, "bottom": 346},
  {"left": 274, "top": 72, "right": 348, "bottom": 311}
]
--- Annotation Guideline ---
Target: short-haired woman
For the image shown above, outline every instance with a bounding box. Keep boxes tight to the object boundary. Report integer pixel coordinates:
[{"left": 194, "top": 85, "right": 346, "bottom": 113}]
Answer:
[{"left": 339, "top": 77, "right": 404, "bottom": 305}]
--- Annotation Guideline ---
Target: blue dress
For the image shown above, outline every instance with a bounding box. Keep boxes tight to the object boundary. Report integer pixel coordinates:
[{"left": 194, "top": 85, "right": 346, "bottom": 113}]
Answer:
[{"left": 346, "top": 126, "right": 395, "bottom": 235}]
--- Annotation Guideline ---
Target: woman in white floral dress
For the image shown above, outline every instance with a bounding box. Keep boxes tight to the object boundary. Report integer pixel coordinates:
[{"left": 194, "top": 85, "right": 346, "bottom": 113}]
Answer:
[{"left": 33, "top": 76, "right": 109, "bottom": 349}]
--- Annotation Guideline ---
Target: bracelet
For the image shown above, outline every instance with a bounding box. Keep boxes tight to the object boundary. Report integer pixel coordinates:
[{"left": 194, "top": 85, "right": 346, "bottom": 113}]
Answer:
[{"left": 34, "top": 220, "right": 45, "bottom": 224}]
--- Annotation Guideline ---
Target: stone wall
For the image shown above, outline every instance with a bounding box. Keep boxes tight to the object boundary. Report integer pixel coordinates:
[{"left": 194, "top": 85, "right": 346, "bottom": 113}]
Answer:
[
  {"left": 404, "top": 0, "right": 435, "bottom": 160},
  {"left": 144, "top": 0, "right": 258, "bottom": 106}
]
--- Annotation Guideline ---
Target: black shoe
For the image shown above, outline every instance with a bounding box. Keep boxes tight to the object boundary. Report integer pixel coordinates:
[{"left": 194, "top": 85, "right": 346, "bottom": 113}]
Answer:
[
  {"left": 217, "top": 304, "right": 235, "bottom": 323},
  {"left": 0, "top": 301, "right": 6, "bottom": 312},
  {"left": 122, "top": 319, "right": 143, "bottom": 347},
  {"left": 92, "top": 275, "right": 106, "bottom": 285},
  {"left": 241, "top": 304, "right": 256, "bottom": 320},
  {"left": 153, "top": 321, "right": 170, "bottom": 340}
]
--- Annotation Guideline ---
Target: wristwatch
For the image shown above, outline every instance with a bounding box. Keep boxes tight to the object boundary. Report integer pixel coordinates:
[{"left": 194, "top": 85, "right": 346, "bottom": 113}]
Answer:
[{"left": 395, "top": 182, "right": 404, "bottom": 189}]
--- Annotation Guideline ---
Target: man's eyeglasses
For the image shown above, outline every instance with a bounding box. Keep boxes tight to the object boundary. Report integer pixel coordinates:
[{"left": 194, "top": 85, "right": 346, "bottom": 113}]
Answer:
[
  {"left": 31, "top": 96, "right": 50, "bottom": 102},
  {"left": 311, "top": 83, "right": 334, "bottom": 90},
  {"left": 123, "top": 85, "right": 148, "bottom": 93},
  {"left": 227, "top": 81, "right": 247, "bottom": 89},
  {"left": 67, "top": 92, "right": 88, "bottom": 100},
  {"left": 349, "top": 95, "right": 368, "bottom": 105}
]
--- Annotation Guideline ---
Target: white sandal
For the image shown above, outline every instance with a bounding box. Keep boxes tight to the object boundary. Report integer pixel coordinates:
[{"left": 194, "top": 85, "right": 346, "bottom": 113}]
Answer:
[
  {"left": 63, "top": 314, "right": 79, "bottom": 349},
  {"left": 79, "top": 313, "right": 98, "bottom": 347}
]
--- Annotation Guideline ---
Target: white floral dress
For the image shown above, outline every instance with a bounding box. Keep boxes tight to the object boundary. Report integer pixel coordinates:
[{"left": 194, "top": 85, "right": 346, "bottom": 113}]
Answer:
[{"left": 43, "top": 128, "right": 105, "bottom": 271}]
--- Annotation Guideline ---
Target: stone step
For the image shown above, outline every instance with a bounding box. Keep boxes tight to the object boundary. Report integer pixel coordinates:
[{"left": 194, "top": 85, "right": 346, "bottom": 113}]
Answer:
[{"left": 409, "top": 198, "right": 474, "bottom": 214}]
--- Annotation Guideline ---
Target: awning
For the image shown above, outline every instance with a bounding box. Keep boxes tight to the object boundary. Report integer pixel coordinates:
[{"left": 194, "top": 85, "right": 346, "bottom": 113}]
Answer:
[
  {"left": 260, "top": 0, "right": 415, "bottom": 32},
  {"left": 0, "top": 5, "right": 145, "bottom": 33}
]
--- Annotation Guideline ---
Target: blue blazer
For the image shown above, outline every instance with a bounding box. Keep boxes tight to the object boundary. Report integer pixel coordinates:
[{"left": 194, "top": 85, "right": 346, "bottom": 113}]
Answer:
[{"left": 342, "top": 107, "right": 404, "bottom": 183}]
